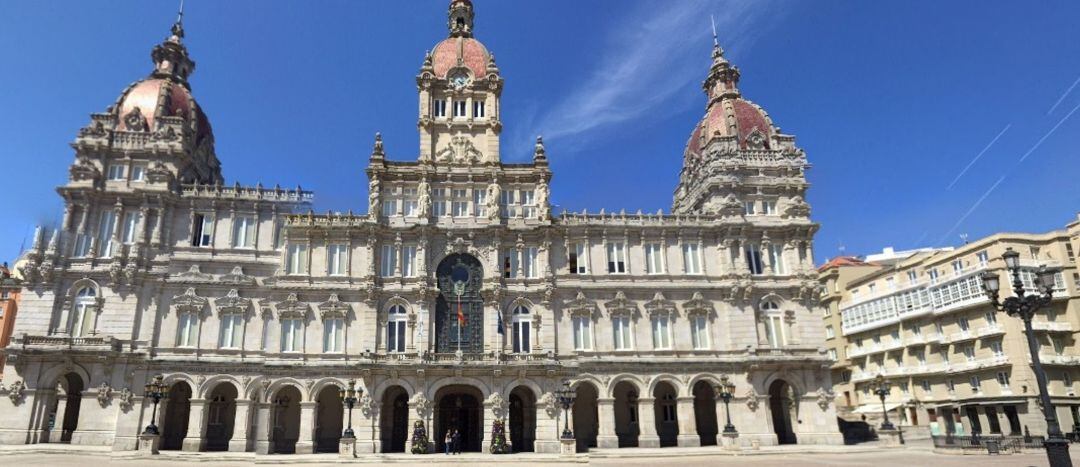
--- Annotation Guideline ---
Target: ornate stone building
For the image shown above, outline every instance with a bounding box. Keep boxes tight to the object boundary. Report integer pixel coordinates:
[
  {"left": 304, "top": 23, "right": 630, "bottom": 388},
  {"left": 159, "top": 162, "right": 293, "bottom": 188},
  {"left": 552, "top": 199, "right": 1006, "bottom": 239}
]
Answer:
[{"left": 0, "top": 1, "right": 841, "bottom": 456}]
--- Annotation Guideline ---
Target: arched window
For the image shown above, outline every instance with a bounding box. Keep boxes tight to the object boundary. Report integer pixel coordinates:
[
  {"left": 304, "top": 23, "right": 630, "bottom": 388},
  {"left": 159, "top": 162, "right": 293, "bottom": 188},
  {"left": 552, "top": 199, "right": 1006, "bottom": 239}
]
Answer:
[
  {"left": 511, "top": 305, "right": 530, "bottom": 353},
  {"left": 386, "top": 304, "right": 408, "bottom": 353},
  {"left": 761, "top": 300, "right": 786, "bottom": 348},
  {"left": 72, "top": 287, "right": 97, "bottom": 337}
]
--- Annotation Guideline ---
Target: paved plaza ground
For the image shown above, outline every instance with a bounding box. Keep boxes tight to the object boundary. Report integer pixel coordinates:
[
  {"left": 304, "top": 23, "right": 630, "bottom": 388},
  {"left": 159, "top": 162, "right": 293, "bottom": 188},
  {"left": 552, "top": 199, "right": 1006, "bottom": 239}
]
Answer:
[{"left": 0, "top": 445, "right": 1054, "bottom": 467}]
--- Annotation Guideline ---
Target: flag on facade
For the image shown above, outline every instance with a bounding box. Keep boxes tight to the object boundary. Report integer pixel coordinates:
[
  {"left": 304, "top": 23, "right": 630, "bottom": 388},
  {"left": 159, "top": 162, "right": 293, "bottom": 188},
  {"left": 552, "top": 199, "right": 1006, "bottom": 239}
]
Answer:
[
  {"left": 456, "top": 299, "right": 465, "bottom": 326},
  {"left": 497, "top": 308, "right": 504, "bottom": 335}
]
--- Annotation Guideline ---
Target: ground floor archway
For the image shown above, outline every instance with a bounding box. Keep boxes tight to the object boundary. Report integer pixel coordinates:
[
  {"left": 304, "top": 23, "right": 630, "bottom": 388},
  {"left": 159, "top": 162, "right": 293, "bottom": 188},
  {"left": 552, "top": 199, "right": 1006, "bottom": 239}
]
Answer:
[
  {"left": 613, "top": 381, "right": 639, "bottom": 448},
  {"left": 692, "top": 381, "right": 718, "bottom": 446},
  {"left": 270, "top": 386, "right": 301, "bottom": 454},
  {"left": 769, "top": 380, "right": 797, "bottom": 445},
  {"left": 205, "top": 383, "right": 237, "bottom": 451},
  {"left": 572, "top": 382, "right": 599, "bottom": 452},
  {"left": 380, "top": 386, "right": 409, "bottom": 453},
  {"left": 49, "top": 373, "right": 85, "bottom": 443},
  {"left": 314, "top": 385, "right": 343, "bottom": 453},
  {"left": 653, "top": 382, "right": 679, "bottom": 447},
  {"left": 161, "top": 381, "right": 192, "bottom": 450},
  {"left": 434, "top": 385, "right": 484, "bottom": 453},
  {"left": 508, "top": 386, "right": 536, "bottom": 453}
]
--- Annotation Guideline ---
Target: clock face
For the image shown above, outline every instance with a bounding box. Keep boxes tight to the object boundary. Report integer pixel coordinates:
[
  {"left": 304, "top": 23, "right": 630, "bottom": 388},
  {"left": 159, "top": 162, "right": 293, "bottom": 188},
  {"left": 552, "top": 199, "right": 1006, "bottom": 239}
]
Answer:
[{"left": 449, "top": 71, "right": 470, "bottom": 89}]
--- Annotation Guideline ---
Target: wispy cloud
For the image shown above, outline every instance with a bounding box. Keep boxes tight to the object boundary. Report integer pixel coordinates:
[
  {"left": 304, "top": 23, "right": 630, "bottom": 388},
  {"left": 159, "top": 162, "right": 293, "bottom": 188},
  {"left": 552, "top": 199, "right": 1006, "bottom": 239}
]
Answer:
[
  {"left": 1019, "top": 100, "right": 1080, "bottom": 163},
  {"left": 945, "top": 123, "right": 1010, "bottom": 190},
  {"left": 936, "top": 175, "right": 1007, "bottom": 247},
  {"left": 527, "top": 0, "right": 778, "bottom": 151},
  {"left": 1047, "top": 74, "right": 1080, "bottom": 115}
]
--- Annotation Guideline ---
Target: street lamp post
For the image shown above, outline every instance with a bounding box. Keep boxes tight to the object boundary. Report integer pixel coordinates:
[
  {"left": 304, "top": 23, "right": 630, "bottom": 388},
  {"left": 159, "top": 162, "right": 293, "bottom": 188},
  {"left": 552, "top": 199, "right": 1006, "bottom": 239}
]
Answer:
[
  {"left": 556, "top": 380, "right": 577, "bottom": 440},
  {"left": 339, "top": 379, "right": 361, "bottom": 439},
  {"left": 873, "top": 375, "right": 894, "bottom": 431},
  {"left": 980, "top": 247, "right": 1071, "bottom": 467},
  {"left": 716, "top": 375, "right": 738, "bottom": 434},
  {"left": 142, "top": 375, "right": 168, "bottom": 436}
]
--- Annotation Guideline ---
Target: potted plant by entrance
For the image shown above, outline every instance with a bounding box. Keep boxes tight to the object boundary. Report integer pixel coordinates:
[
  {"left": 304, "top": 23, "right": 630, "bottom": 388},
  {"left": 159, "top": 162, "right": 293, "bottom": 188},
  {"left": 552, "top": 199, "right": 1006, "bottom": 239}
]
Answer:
[
  {"left": 410, "top": 421, "right": 431, "bottom": 454},
  {"left": 490, "top": 419, "right": 512, "bottom": 454}
]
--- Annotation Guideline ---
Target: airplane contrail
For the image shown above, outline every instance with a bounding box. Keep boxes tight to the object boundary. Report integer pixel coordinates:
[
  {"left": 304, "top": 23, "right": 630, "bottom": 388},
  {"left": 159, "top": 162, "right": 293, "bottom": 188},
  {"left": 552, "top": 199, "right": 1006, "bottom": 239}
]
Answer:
[
  {"left": 946, "top": 123, "right": 1011, "bottom": 190},
  {"left": 1020, "top": 100, "right": 1080, "bottom": 163},
  {"left": 936, "top": 175, "right": 1007, "bottom": 247},
  {"left": 1047, "top": 74, "right": 1080, "bottom": 115}
]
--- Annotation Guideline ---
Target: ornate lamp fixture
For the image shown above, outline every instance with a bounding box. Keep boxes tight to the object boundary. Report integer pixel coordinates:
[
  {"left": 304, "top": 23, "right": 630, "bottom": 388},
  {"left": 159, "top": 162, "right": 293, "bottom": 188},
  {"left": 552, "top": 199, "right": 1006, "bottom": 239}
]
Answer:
[
  {"left": 716, "top": 375, "right": 738, "bottom": 434},
  {"left": 142, "top": 375, "right": 169, "bottom": 435},
  {"left": 555, "top": 380, "right": 577, "bottom": 440},
  {"left": 873, "top": 374, "right": 894, "bottom": 431},
  {"left": 339, "top": 379, "right": 361, "bottom": 439}
]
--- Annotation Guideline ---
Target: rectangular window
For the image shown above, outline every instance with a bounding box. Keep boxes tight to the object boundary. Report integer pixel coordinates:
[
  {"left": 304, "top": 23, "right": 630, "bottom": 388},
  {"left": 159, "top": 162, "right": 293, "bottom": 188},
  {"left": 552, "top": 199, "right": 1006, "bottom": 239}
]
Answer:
[
  {"left": 612, "top": 316, "right": 632, "bottom": 350},
  {"left": 503, "top": 250, "right": 519, "bottom": 279},
  {"left": 970, "top": 376, "right": 981, "bottom": 392},
  {"left": 451, "top": 189, "right": 469, "bottom": 217},
  {"left": 523, "top": 246, "right": 538, "bottom": 278},
  {"left": 745, "top": 243, "right": 764, "bottom": 275},
  {"left": 946, "top": 379, "right": 956, "bottom": 394},
  {"left": 928, "top": 269, "right": 939, "bottom": 284},
  {"left": 607, "top": 242, "right": 626, "bottom": 274},
  {"left": 131, "top": 163, "right": 146, "bottom": 181},
  {"left": 886, "top": 277, "right": 896, "bottom": 290},
  {"left": 977, "top": 251, "right": 990, "bottom": 266},
  {"left": 512, "top": 320, "right": 531, "bottom": 353},
  {"left": 997, "top": 371, "right": 1011, "bottom": 390},
  {"left": 98, "top": 210, "right": 117, "bottom": 257},
  {"left": 1067, "top": 243, "right": 1076, "bottom": 262},
  {"left": 328, "top": 244, "right": 348, "bottom": 276},
  {"left": 219, "top": 314, "right": 243, "bottom": 349},
  {"left": 232, "top": 215, "right": 256, "bottom": 249},
  {"left": 908, "top": 270, "right": 918, "bottom": 284},
  {"left": 958, "top": 317, "right": 969, "bottom": 331},
  {"left": 191, "top": 213, "right": 213, "bottom": 247},
  {"left": 569, "top": 242, "right": 588, "bottom": 275},
  {"left": 682, "top": 243, "right": 701, "bottom": 274},
  {"left": 107, "top": 164, "right": 125, "bottom": 180},
  {"left": 769, "top": 243, "right": 786, "bottom": 275},
  {"left": 121, "top": 211, "right": 141, "bottom": 245},
  {"left": 402, "top": 188, "right": 418, "bottom": 217},
  {"left": 899, "top": 382, "right": 910, "bottom": 395},
  {"left": 281, "top": 318, "right": 303, "bottom": 353},
  {"left": 691, "top": 316, "right": 709, "bottom": 350},
  {"left": 868, "top": 283, "right": 877, "bottom": 294},
  {"left": 73, "top": 232, "right": 91, "bottom": 258},
  {"left": 765, "top": 315, "right": 786, "bottom": 347},
  {"left": 952, "top": 260, "right": 964, "bottom": 275},
  {"left": 177, "top": 312, "right": 198, "bottom": 347},
  {"left": 826, "top": 325, "right": 835, "bottom": 339},
  {"left": 1052, "top": 337, "right": 1065, "bottom": 355},
  {"left": 453, "top": 100, "right": 467, "bottom": 117},
  {"left": 434, "top": 99, "right": 447, "bottom": 118},
  {"left": 381, "top": 199, "right": 397, "bottom": 217},
  {"left": 286, "top": 244, "right": 309, "bottom": 275},
  {"left": 380, "top": 245, "right": 397, "bottom": 277},
  {"left": 473, "top": 100, "right": 485, "bottom": 118},
  {"left": 989, "top": 340, "right": 1004, "bottom": 357},
  {"left": 963, "top": 345, "right": 975, "bottom": 361},
  {"left": 762, "top": 199, "right": 777, "bottom": 215},
  {"left": 828, "top": 349, "right": 838, "bottom": 361},
  {"left": 644, "top": 243, "right": 664, "bottom": 274},
  {"left": 387, "top": 320, "right": 406, "bottom": 353},
  {"left": 652, "top": 316, "right": 671, "bottom": 349},
  {"left": 520, "top": 190, "right": 536, "bottom": 218},
  {"left": 573, "top": 317, "right": 592, "bottom": 351},
  {"left": 500, "top": 189, "right": 517, "bottom": 217},
  {"left": 744, "top": 200, "right": 756, "bottom": 216},
  {"left": 921, "top": 380, "right": 931, "bottom": 392},
  {"left": 323, "top": 318, "right": 344, "bottom": 353},
  {"left": 401, "top": 245, "right": 417, "bottom": 277},
  {"left": 472, "top": 189, "right": 486, "bottom": 217}
]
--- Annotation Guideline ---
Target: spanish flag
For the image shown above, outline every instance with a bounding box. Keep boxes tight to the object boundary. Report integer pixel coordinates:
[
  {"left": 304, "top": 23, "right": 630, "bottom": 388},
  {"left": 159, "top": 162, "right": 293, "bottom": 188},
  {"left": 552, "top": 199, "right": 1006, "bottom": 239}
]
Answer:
[{"left": 457, "top": 299, "right": 466, "bottom": 326}]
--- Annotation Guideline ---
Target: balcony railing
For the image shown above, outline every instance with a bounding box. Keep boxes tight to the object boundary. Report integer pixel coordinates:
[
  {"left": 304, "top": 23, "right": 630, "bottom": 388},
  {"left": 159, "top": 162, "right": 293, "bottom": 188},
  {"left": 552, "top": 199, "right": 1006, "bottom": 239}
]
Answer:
[{"left": 1032, "top": 321, "right": 1073, "bottom": 333}]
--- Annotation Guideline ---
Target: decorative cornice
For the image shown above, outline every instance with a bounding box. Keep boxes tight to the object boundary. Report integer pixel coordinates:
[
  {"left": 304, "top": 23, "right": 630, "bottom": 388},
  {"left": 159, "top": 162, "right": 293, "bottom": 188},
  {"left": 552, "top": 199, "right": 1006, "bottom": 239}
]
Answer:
[
  {"left": 276, "top": 293, "right": 309, "bottom": 320},
  {"left": 215, "top": 289, "right": 251, "bottom": 315},
  {"left": 318, "top": 293, "right": 349, "bottom": 320}
]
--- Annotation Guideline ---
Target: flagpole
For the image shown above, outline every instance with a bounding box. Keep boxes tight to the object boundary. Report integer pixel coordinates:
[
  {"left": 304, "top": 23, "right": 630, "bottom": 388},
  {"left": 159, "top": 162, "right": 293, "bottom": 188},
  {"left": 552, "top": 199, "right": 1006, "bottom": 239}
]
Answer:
[{"left": 456, "top": 294, "right": 461, "bottom": 354}]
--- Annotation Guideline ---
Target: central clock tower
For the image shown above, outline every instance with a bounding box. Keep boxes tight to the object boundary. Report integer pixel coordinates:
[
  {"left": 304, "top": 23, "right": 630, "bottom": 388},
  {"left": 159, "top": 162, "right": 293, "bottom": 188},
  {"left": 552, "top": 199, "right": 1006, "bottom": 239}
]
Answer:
[{"left": 417, "top": 0, "right": 503, "bottom": 164}]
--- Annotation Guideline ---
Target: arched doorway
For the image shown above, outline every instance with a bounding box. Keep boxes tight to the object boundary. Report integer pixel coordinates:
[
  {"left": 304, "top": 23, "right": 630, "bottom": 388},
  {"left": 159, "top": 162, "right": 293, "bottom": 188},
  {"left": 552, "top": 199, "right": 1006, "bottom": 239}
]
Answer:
[
  {"left": 692, "top": 381, "right": 719, "bottom": 446},
  {"left": 508, "top": 386, "right": 536, "bottom": 452},
  {"left": 161, "top": 381, "right": 192, "bottom": 450},
  {"left": 572, "top": 383, "right": 599, "bottom": 452},
  {"left": 49, "top": 373, "right": 85, "bottom": 443},
  {"left": 270, "top": 386, "right": 301, "bottom": 454},
  {"left": 434, "top": 385, "right": 483, "bottom": 453},
  {"left": 653, "top": 382, "right": 679, "bottom": 447},
  {"left": 205, "top": 383, "right": 237, "bottom": 451},
  {"left": 768, "top": 380, "right": 797, "bottom": 445},
  {"left": 613, "top": 381, "right": 639, "bottom": 448},
  {"left": 380, "top": 386, "right": 409, "bottom": 453},
  {"left": 314, "top": 385, "right": 343, "bottom": 453},
  {"left": 434, "top": 254, "right": 484, "bottom": 354}
]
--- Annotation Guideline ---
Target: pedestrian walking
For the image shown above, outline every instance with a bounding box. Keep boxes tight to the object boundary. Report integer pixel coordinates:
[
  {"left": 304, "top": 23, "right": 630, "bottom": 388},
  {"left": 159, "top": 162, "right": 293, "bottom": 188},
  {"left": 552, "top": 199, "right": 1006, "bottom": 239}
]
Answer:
[
  {"left": 452, "top": 428, "right": 462, "bottom": 455},
  {"left": 444, "top": 428, "right": 453, "bottom": 455}
]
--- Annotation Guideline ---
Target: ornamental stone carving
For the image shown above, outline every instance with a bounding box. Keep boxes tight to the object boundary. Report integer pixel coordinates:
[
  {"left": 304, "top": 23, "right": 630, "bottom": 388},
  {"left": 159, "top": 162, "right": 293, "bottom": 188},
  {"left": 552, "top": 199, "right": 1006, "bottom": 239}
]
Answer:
[
  {"left": 123, "top": 107, "right": 149, "bottom": 132},
  {"left": 604, "top": 291, "right": 636, "bottom": 317},
  {"left": 683, "top": 291, "right": 713, "bottom": 317},
  {"left": 359, "top": 391, "right": 378, "bottom": 418},
  {"left": 96, "top": 382, "right": 113, "bottom": 407},
  {"left": 817, "top": 389, "right": 834, "bottom": 411},
  {"left": 410, "top": 392, "right": 432, "bottom": 418},
  {"left": 219, "top": 266, "right": 256, "bottom": 285},
  {"left": 174, "top": 265, "right": 214, "bottom": 282},
  {"left": 564, "top": 291, "right": 597, "bottom": 318},
  {"left": 539, "top": 392, "right": 559, "bottom": 419},
  {"left": 417, "top": 179, "right": 432, "bottom": 218},
  {"left": 644, "top": 292, "right": 676, "bottom": 317},
  {"left": 435, "top": 136, "right": 483, "bottom": 164},
  {"left": 486, "top": 391, "right": 508, "bottom": 419},
  {"left": 745, "top": 387, "right": 760, "bottom": 412},
  {"left": 5, "top": 380, "right": 25, "bottom": 405},
  {"left": 275, "top": 293, "right": 308, "bottom": 320},
  {"left": 216, "top": 289, "right": 251, "bottom": 315},
  {"left": 172, "top": 287, "right": 208, "bottom": 316},
  {"left": 118, "top": 387, "right": 135, "bottom": 412},
  {"left": 485, "top": 182, "right": 501, "bottom": 221},
  {"left": 318, "top": 293, "right": 349, "bottom": 320}
]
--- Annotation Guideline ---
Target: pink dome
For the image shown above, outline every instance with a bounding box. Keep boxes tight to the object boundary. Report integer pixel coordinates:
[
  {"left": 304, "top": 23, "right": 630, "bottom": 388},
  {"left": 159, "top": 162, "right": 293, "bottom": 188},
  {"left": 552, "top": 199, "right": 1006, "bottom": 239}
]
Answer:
[
  {"left": 114, "top": 78, "right": 213, "bottom": 146},
  {"left": 431, "top": 37, "right": 490, "bottom": 79}
]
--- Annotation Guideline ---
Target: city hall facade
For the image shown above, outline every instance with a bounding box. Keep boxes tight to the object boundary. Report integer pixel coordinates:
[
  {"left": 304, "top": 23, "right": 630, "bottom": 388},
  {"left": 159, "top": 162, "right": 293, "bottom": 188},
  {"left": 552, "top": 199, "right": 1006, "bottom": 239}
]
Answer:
[{"left": 0, "top": 1, "right": 842, "bottom": 455}]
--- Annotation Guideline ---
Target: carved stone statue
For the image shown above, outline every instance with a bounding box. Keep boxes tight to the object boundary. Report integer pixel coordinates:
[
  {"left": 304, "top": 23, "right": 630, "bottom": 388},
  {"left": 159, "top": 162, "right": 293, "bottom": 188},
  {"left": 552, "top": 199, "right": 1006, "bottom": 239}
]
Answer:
[
  {"left": 486, "top": 182, "right": 501, "bottom": 221},
  {"left": 368, "top": 179, "right": 381, "bottom": 215},
  {"left": 417, "top": 179, "right": 432, "bottom": 218},
  {"left": 536, "top": 180, "right": 550, "bottom": 221}
]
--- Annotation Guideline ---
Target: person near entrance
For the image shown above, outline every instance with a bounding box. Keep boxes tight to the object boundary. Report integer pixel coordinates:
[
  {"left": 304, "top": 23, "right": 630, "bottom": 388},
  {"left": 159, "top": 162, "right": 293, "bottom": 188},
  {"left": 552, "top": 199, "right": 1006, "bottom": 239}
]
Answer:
[
  {"left": 452, "top": 428, "right": 462, "bottom": 455},
  {"left": 444, "top": 428, "right": 453, "bottom": 455}
]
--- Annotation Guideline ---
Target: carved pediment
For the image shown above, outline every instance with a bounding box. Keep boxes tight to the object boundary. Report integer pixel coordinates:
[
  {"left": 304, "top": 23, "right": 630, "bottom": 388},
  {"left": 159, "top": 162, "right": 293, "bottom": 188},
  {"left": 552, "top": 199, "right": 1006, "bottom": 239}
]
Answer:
[
  {"left": 683, "top": 292, "right": 714, "bottom": 317},
  {"left": 69, "top": 157, "right": 101, "bottom": 182},
  {"left": 643, "top": 292, "right": 676, "bottom": 317},
  {"left": 219, "top": 266, "right": 256, "bottom": 285},
  {"left": 435, "top": 136, "right": 483, "bottom": 165},
  {"left": 172, "top": 287, "right": 208, "bottom": 315},
  {"left": 276, "top": 293, "right": 308, "bottom": 320},
  {"left": 318, "top": 294, "right": 350, "bottom": 320},
  {"left": 173, "top": 265, "right": 214, "bottom": 283},
  {"left": 604, "top": 291, "right": 636, "bottom": 317},
  {"left": 564, "top": 291, "right": 597, "bottom": 318},
  {"left": 215, "top": 289, "right": 251, "bottom": 315}
]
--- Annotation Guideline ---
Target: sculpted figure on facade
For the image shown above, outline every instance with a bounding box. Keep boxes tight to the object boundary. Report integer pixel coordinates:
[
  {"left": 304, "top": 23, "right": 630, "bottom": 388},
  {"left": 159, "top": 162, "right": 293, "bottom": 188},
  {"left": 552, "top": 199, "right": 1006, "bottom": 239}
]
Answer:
[
  {"left": 486, "top": 181, "right": 501, "bottom": 221},
  {"left": 417, "top": 178, "right": 432, "bottom": 218}
]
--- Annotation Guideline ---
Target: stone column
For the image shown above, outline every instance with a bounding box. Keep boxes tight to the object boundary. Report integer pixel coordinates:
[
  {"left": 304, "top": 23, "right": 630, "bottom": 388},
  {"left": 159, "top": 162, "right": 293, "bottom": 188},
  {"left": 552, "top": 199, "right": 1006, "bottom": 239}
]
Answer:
[
  {"left": 406, "top": 313, "right": 417, "bottom": 353},
  {"left": 637, "top": 397, "right": 660, "bottom": 448},
  {"left": 181, "top": 398, "right": 207, "bottom": 451},
  {"left": 714, "top": 397, "right": 728, "bottom": 446},
  {"left": 47, "top": 390, "right": 67, "bottom": 442},
  {"left": 596, "top": 398, "right": 619, "bottom": 449},
  {"left": 676, "top": 396, "right": 700, "bottom": 447},
  {"left": 229, "top": 399, "right": 252, "bottom": 452},
  {"left": 295, "top": 401, "right": 317, "bottom": 454},
  {"left": 532, "top": 313, "right": 543, "bottom": 353},
  {"left": 534, "top": 394, "right": 560, "bottom": 454},
  {"left": 254, "top": 401, "right": 272, "bottom": 454}
]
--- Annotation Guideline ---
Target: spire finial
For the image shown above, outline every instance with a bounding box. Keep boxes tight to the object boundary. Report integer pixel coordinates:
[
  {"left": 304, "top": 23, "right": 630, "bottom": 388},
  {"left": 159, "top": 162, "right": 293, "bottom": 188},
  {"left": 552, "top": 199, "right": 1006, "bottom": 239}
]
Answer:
[
  {"left": 710, "top": 15, "right": 718, "bottom": 48},
  {"left": 448, "top": 0, "right": 475, "bottom": 38},
  {"left": 171, "top": 0, "right": 186, "bottom": 39}
]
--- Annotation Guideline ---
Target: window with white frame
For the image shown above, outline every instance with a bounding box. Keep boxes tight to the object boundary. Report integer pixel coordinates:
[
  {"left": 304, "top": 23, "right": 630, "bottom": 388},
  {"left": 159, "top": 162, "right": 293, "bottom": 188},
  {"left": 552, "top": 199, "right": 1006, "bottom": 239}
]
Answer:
[
  {"left": 644, "top": 243, "right": 664, "bottom": 274},
  {"left": 573, "top": 315, "right": 592, "bottom": 351},
  {"left": 71, "top": 286, "right": 97, "bottom": 337},
  {"left": 286, "top": 244, "right": 309, "bottom": 275},
  {"left": 177, "top": 311, "right": 198, "bottom": 347},
  {"left": 826, "top": 325, "right": 835, "bottom": 339},
  {"left": 523, "top": 246, "right": 538, "bottom": 278},
  {"left": 769, "top": 244, "right": 786, "bottom": 275},
  {"left": 503, "top": 249, "right": 519, "bottom": 279},
  {"left": 612, "top": 315, "right": 632, "bottom": 350},
  {"left": 472, "top": 189, "right": 486, "bottom": 217},
  {"left": 323, "top": 318, "right": 344, "bottom": 353},
  {"left": 886, "top": 277, "right": 896, "bottom": 290},
  {"left": 952, "top": 260, "right": 964, "bottom": 275},
  {"left": 958, "top": 317, "right": 970, "bottom": 331},
  {"left": 401, "top": 245, "right": 417, "bottom": 277},
  {"left": 434, "top": 99, "right": 447, "bottom": 118},
  {"left": 453, "top": 100, "right": 467, "bottom": 117},
  {"left": 500, "top": 190, "right": 517, "bottom": 217},
  {"left": 520, "top": 190, "right": 536, "bottom": 218},
  {"left": 828, "top": 348, "right": 838, "bottom": 361},
  {"left": 232, "top": 215, "right": 256, "bottom": 249},
  {"left": 386, "top": 304, "right": 407, "bottom": 353},
  {"left": 328, "top": 244, "right": 348, "bottom": 276},
  {"left": 451, "top": 189, "right": 469, "bottom": 217},
  {"left": 868, "top": 283, "right": 877, "bottom": 294},
  {"left": 473, "top": 100, "right": 485, "bottom": 118},
  {"left": 989, "top": 340, "right": 1004, "bottom": 357},
  {"left": 682, "top": 243, "right": 701, "bottom": 274},
  {"left": 984, "top": 311, "right": 997, "bottom": 325},
  {"left": 381, "top": 188, "right": 399, "bottom": 217},
  {"left": 908, "top": 270, "right": 918, "bottom": 284},
  {"left": 131, "top": 163, "right": 146, "bottom": 182},
  {"left": 607, "top": 242, "right": 626, "bottom": 274},
  {"left": 98, "top": 210, "right": 117, "bottom": 257},
  {"left": 928, "top": 269, "right": 939, "bottom": 284},
  {"left": 761, "top": 300, "right": 786, "bottom": 348},
  {"left": 977, "top": 251, "right": 989, "bottom": 267},
  {"left": 511, "top": 305, "right": 531, "bottom": 353},
  {"left": 970, "top": 375, "right": 981, "bottom": 392},
  {"left": 402, "top": 188, "right": 418, "bottom": 217},
  {"left": 963, "top": 345, "right": 976, "bottom": 361},
  {"left": 107, "top": 164, "right": 125, "bottom": 180},
  {"left": 569, "top": 242, "right": 588, "bottom": 275},
  {"left": 651, "top": 314, "right": 671, "bottom": 350},
  {"left": 121, "top": 211, "right": 141, "bottom": 245},
  {"left": 762, "top": 199, "right": 777, "bottom": 215},
  {"left": 280, "top": 318, "right": 303, "bottom": 352},
  {"left": 921, "top": 380, "right": 931, "bottom": 392},
  {"left": 433, "top": 188, "right": 448, "bottom": 217},
  {"left": 191, "top": 213, "right": 213, "bottom": 247},
  {"left": 997, "top": 371, "right": 1010, "bottom": 390},
  {"left": 380, "top": 244, "right": 397, "bottom": 277},
  {"left": 690, "top": 315, "right": 709, "bottom": 350},
  {"left": 745, "top": 243, "right": 764, "bottom": 275},
  {"left": 744, "top": 200, "right": 756, "bottom": 216},
  {"left": 219, "top": 313, "right": 243, "bottom": 349}
]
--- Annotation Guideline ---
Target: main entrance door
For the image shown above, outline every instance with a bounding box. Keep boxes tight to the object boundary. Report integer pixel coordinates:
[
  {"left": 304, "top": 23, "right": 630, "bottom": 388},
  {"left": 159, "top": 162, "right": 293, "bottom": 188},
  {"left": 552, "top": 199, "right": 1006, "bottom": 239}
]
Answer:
[
  {"left": 435, "top": 385, "right": 484, "bottom": 452},
  {"left": 768, "top": 380, "right": 797, "bottom": 445},
  {"left": 435, "top": 254, "right": 484, "bottom": 354}
]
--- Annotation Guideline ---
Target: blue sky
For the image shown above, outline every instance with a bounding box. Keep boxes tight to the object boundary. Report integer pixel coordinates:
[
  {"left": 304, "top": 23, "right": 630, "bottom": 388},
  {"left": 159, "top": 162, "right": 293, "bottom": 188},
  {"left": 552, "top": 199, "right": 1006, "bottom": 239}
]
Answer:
[{"left": 2, "top": 0, "right": 1079, "bottom": 265}]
